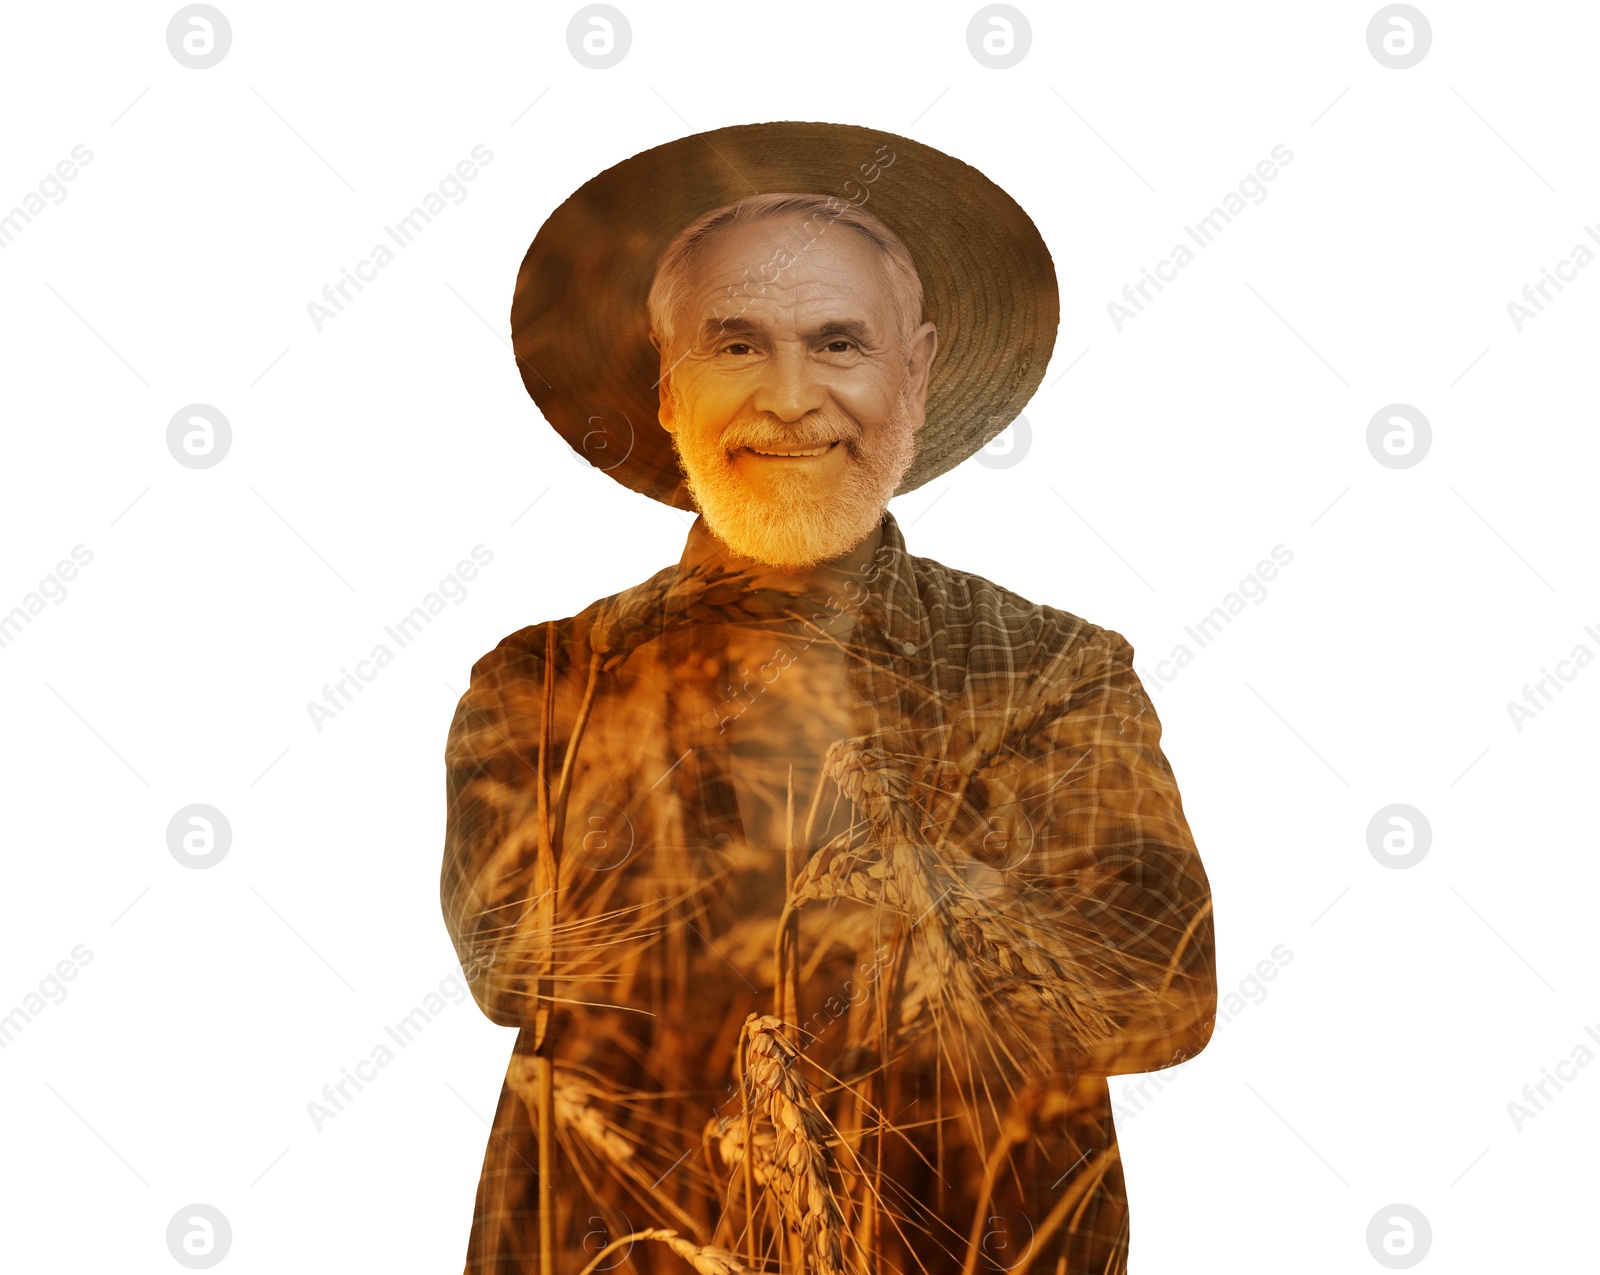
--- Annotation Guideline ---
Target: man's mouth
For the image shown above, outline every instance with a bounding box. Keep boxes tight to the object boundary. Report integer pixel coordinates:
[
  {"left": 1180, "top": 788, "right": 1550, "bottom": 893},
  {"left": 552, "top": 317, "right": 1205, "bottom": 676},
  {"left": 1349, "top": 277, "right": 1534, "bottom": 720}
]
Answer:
[{"left": 740, "top": 441, "right": 838, "bottom": 458}]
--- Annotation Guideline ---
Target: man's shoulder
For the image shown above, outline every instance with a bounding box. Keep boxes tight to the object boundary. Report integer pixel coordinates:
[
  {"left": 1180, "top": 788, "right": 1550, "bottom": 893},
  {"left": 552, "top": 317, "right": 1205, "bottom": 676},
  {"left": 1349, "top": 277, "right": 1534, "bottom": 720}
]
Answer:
[
  {"left": 902, "top": 548, "right": 1134, "bottom": 674},
  {"left": 465, "top": 562, "right": 679, "bottom": 686}
]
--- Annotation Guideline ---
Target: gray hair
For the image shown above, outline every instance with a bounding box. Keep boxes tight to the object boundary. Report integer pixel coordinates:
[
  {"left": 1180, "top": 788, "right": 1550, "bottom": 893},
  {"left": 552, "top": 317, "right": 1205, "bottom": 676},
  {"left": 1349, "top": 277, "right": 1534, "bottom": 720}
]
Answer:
[{"left": 646, "top": 192, "right": 925, "bottom": 363}]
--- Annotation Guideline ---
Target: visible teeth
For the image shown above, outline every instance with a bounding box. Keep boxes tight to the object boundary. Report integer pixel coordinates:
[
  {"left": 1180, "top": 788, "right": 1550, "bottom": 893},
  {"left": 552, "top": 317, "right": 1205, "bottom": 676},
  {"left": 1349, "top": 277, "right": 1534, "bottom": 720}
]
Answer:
[{"left": 748, "top": 443, "right": 832, "bottom": 457}]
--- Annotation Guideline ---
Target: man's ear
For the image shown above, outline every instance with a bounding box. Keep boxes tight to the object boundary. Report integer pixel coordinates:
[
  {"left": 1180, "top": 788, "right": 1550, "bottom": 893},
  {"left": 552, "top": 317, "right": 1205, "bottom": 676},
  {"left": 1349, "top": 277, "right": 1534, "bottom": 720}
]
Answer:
[
  {"left": 907, "top": 321, "right": 938, "bottom": 405},
  {"left": 649, "top": 328, "right": 679, "bottom": 435},
  {"left": 905, "top": 321, "right": 938, "bottom": 431},
  {"left": 657, "top": 371, "right": 677, "bottom": 435}
]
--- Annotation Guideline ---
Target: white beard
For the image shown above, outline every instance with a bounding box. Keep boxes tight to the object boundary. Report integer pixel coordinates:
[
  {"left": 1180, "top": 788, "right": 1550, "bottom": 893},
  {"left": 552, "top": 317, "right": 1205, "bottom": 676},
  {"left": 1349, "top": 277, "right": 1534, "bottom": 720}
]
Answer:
[{"left": 669, "top": 380, "right": 919, "bottom": 569}]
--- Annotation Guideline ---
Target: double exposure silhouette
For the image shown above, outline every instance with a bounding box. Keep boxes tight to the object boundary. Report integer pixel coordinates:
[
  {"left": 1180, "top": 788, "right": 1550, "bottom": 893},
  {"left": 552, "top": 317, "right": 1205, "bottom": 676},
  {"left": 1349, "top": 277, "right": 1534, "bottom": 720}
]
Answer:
[{"left": 442, "top": 122, "right": 1216, "bottom": 1275}]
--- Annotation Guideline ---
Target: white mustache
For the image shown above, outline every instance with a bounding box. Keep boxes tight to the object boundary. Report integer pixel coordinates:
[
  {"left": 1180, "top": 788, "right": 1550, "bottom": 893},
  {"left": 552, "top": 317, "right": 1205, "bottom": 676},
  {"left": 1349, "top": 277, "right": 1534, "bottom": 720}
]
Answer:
[{"left": 723, "top": 412, "right": 860, "bottom": 453}]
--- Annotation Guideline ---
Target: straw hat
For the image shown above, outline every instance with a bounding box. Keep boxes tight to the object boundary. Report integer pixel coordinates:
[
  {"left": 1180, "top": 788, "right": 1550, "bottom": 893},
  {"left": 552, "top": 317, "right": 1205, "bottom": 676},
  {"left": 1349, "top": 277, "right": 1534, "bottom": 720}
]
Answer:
[{"left": 510, "top": 121, "right": 1059, "bottom": 510}]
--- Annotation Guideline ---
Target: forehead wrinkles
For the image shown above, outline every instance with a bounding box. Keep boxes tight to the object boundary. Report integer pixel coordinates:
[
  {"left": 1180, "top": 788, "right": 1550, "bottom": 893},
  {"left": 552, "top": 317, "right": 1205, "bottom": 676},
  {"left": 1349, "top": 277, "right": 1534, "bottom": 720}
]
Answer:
[
  {"left": 693, "top": 276, "right": 871, "bottom": 332},
  {"left": 685, "top": 224, "right": 897, "bottom": 338}
]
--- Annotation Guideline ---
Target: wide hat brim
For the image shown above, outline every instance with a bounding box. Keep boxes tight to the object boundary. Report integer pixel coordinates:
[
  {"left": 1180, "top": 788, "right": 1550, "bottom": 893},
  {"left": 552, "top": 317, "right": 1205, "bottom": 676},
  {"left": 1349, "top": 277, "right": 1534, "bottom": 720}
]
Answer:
[{"left": 511, "top": 120, "right": 1059, "bottom": 510}]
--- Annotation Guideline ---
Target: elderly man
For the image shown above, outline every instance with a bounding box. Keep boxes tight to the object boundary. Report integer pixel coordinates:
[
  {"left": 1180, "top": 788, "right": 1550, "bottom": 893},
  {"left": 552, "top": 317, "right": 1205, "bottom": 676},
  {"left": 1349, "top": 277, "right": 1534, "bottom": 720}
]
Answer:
[{"left": 443, "top": 123, "right": 1216, "bottom": 1275}]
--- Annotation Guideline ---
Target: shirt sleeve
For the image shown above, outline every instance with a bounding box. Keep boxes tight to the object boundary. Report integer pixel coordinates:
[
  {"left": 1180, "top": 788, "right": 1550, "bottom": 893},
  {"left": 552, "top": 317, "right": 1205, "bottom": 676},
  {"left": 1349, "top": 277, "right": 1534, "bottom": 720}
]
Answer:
[
  {"left": 439, "top": 631, "right": 563, "bottom": 1032},
  {"left": 943, "top": 622, "right": 1218, "bottom": 1079}
]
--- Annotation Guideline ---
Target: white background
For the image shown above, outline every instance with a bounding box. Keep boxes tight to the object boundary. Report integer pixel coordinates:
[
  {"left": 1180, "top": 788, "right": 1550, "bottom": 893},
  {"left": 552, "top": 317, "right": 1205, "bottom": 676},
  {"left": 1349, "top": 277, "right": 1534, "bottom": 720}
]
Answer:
[{"left": 1, "top": 1, "right": 1595, "bottom": 1270}]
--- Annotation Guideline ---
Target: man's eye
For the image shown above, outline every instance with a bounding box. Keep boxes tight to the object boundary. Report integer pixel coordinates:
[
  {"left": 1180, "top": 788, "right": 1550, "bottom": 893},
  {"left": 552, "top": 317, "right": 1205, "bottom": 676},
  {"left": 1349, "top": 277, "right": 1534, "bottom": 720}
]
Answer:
[
  {"left": 720, "top": 342, "right": 755, "bottom": 356},
  {"left": 823, "top": 339, "right": 857, "bottom": 353}
]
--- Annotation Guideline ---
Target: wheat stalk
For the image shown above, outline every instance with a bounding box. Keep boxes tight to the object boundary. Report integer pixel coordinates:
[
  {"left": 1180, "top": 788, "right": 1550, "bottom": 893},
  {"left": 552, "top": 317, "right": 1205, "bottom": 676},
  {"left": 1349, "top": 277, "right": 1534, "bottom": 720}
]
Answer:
[
  {"left": 576, "top": 1228, "right": 751, "bottom": 1275},
  {"left": 533, "top": 631, "right": 604, "bottom": 1275},
  {"left": 551, "top": 1070, "right": 636, "bottom": 1166},
  {"left": 533, "top": 623, "right": 559, "bottom": 1275},
  {"left": 957, "top": 1077, "right": 1079, "bottom": 1275},
  {"left": 740, "top": 1014, "right": 848, "bottom": 1275},
  {"left": 507, "top": 1056, "right": 715, "bottom": 1246}
]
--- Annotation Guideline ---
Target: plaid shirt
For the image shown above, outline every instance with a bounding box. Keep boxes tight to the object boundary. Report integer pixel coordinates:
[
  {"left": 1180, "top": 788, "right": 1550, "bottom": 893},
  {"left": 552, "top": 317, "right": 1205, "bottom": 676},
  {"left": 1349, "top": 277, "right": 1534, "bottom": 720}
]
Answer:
[{"left": 442, "top": 510, "right": 1217, "bottom": 1274}]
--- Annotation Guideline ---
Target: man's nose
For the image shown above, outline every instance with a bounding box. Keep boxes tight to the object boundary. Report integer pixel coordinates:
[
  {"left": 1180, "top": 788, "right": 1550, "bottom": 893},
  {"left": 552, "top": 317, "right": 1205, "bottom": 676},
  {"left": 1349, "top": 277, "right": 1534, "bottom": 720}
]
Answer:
[{"left": 750, "top": 342, "right": 827, "bottom": 423}]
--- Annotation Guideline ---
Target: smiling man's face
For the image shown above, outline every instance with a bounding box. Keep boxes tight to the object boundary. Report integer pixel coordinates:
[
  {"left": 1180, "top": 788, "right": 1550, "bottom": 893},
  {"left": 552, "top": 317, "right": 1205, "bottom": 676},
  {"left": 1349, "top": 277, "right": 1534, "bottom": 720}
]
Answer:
[{"left": 657, "top": 214, "right": 937, "bottom": 570}]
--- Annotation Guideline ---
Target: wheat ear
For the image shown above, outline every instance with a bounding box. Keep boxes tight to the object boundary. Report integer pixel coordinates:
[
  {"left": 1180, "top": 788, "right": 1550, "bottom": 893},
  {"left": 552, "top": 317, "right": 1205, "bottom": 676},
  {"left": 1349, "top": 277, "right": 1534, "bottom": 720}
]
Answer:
[
  {"left": 741, "top": 1014, "right": 848, "bottom": 1275},
  {"left": 576, "top": 1228, "right": 751, "bottom": 1275}
]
